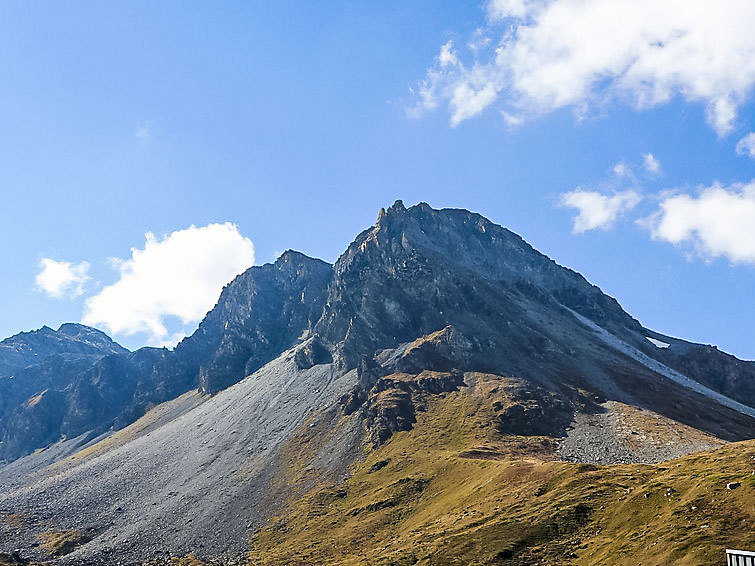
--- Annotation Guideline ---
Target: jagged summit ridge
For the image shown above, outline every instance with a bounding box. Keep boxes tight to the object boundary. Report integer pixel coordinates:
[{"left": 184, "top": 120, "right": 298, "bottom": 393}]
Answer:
[
  {"left": 0, "top": 201, "right": 754, "bottom": 564},
  {"left": 2, "top": 201, "right": 754, "bottom": 466},
  {"left": 316, "top": 201, "right": 643, "bottom": 374},
  {"left": 0, "top": 323, "right": 128, "bottom": 379}
]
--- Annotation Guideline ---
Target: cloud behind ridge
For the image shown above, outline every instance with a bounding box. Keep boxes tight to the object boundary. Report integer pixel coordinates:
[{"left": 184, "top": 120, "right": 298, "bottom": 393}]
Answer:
[{"left": 82, "top": 223, "right": 255, "bottom": 346}]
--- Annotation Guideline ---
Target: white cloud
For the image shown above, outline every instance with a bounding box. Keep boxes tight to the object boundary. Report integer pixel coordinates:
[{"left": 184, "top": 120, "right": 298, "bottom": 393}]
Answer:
[
  {"left": 487, "top": 0, "right": 538, "bottom": 20},
  {"left": 645, "top": 181, "right": 755, "bottom": 263},
  {"left": 438, "top": 41, "right": 459, "bottom": 67},
  {"left": 613, "top": 161, "right": 631, "bottom": 178},
  {"left": 468, "top": 29, "right": 492, "bottom": 53},
  {"left": 82, "top": 223, "right": 254, "bottom": 346},
  {"left": 643, "top": 153, "right": 661, "bottom": 175},
  {"left": 501, "top": 110, "right": 524, "bottom": 127},
  {"left": 412, "top": 0, "right": 755, "bottom": 135},
  {"left": 35, "top": 258, "right": 90, "bottom": 299},
  {"left": 736, "top": 132, "right": 755, "bottom": 158},
  {"left": 561, "top": 189, "right": 642, "bottom": 233},
  {"left": 450, "top": 82, "right": 499, "bottom": 126}
]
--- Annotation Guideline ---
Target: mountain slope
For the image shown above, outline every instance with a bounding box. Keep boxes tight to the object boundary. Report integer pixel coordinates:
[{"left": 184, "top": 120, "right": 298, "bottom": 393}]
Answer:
[
  {"left": 0, "top": 252, "right": 332, "bottom": 463},
  {"left": 248, "top": 376, "right": 754, "bottom": 566},
  {"left": 0, "top": 201, "right": 753, "bottom": 564},
  {"left": 0, "top": 324, "right": 129, "bottom": 463},
  {"left": 0, "top": 344, "right": 359, "bottom": 564}
]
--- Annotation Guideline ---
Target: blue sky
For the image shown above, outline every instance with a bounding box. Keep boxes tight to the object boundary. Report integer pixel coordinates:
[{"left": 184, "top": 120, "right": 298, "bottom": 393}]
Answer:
[{"left": 1, "top": 1, "right": 754, "bottom": 358}]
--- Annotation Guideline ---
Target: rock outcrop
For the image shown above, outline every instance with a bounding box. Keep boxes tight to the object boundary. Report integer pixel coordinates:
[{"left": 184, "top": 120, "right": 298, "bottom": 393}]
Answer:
[
  {"left": 0, "top": 252, "right": 332, "bottom": 461},
  {"left": 1, "top": 201, "right": 755, "bottom": 564}
]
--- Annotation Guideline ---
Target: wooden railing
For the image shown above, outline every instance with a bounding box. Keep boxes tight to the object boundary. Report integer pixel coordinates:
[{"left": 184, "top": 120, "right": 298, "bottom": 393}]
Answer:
[{"left": 727, "top": 549, "right": 755, "bottom": 566}]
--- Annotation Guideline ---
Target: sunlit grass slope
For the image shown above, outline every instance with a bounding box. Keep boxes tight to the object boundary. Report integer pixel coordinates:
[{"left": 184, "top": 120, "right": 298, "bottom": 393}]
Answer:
[{"left": 248, "top": 374, "right": 754, "bottom": 566}]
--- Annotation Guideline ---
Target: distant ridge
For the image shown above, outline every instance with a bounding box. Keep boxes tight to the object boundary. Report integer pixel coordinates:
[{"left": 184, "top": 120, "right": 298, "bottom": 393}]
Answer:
[{"left": 0, "top": 201, "right": 752, "bottom": 564}]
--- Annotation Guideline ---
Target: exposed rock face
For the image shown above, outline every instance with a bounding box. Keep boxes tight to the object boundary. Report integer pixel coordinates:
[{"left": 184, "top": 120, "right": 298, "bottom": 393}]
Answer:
[
  {"left": 657, "top": 343, "right": 755, "bottom": 407},
  {"left": 316, "top": 201, "right": 643, "bottom": 373},
  {"left": 6, "top": 200, "right": 753, "bottom": 463},
  {"left": 1, "top": 200, "right": 755, "bottom": 564},
  {"left": 186, "top": 250, "right": 332, "bottom": 393},
  {"left": 0, "top": 325, "right": 129, "bottom": 463},
  {"left": 0, "top": 323, "right": 126, "bottom": 379},
  {"left": 365, "top": 370, "right": 464, "bottom": 447},
  {"left": 494, "top": 385, "right": 573, "bottom": 437},
  {"left": 0, "top": 252, "right": 332, "bottom": 462},
  {"left": 294, "top": 337, "right": 333, "bottom": 370}
]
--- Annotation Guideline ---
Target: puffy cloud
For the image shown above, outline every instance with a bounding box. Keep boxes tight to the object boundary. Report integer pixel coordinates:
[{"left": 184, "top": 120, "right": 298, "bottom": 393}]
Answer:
[
  {"left": 82, "top": 223, "right": 255, "bottom": 346},
  {"left": 561, "top": 189, "right": 641, "bottom": 233},
  {"left": 411, "top": 0, "right": 755, "bottom": 135},
  {"left": 35, "top": 258, "right": 90, "bottom": 299},
  {"left": 643, "top": 153, "right": 661, "bottom": 175},
  {"left": 736, "top": 132, "right": 755, "bottom": 158},
  {"left": 645, "top": 181, "right": 755, "bottom": 263}
]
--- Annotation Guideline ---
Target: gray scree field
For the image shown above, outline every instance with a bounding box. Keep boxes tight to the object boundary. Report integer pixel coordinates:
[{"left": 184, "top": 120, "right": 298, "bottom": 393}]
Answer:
[{"left": 0, "top": 344, "right": 358, "bottom": 564}]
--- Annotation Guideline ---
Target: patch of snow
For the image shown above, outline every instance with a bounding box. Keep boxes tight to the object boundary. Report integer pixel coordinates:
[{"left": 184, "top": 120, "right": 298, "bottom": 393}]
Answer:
[
  {"left": 646, "top": 337, "right": 670, "bottom": 349},
  {"left": 568, "top": 309, "right": 755, "bottom": 420}
]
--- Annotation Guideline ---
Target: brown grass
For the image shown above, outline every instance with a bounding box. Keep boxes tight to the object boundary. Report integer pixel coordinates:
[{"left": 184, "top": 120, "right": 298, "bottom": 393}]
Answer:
[
  {"left": 1, "top": 512, "right": 30, "bottom": 529},
  {"left": 247, "top": 373, "right": 755, "bottom": 566},
  {"left": 35, "top": 529, "right": 91, "bottom": 557},
  {"left": 25, "top": 389, "right": 47, "bottom": 409}
]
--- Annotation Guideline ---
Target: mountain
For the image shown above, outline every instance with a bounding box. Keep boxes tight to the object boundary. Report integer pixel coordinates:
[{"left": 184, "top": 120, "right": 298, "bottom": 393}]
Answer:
[
  {"left": 0, "top": 324, "right": 129, "bottom": 463},
  {"left": 0, "top": 323, "right": 126, "bottom": 378},
  {"left": 182, "top": 249, "right": 332, "bottom": 394},
  {"left": 0, "top": 252, "right": 332, "bottom": 464},
  {"left": 0, "top": 201, "right": 753, "bottom": 565}
]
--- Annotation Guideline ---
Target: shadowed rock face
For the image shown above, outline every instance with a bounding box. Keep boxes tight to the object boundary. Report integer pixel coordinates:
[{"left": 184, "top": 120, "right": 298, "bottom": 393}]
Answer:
[
  {"left": 189, "top": 250, "right": 333, "bottom": 393},
  {"left": 1, "top": 201, "right": 754, "bottom": 565},
  {"left": 2, "top": 200, "right": 754, "bottom": 465},
  {"left": 0, "top": 253, "right": 333, "bottom": 462},
  {"left": 0, "top": 325, "right": 130, "bottom": 463},
  {"left": 656, "top": 343, "right": 755, "bottom": 407}
]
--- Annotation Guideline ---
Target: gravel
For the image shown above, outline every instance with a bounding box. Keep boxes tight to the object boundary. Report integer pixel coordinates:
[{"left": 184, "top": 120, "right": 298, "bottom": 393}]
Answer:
[
  {"left": 0, "top": 345, "right": 357, "bottom": 564},
  {"left": 558, "top": 401, "right": 724, "bottom": 465}
]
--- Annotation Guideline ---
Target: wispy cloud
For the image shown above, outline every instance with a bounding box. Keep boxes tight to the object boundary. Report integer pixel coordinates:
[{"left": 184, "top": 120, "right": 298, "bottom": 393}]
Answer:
[
  {"left": 134, "top": 120, "right": 154, "bottom": 140},
  {"left": 438, "top": 40, "right": 459, "bottom": 67},
  {"left": 735, "top": 133, "right": 755, "bottom": 158},
  {"left": 82, "top": 223, "right": 255, "bottom": 346},
  {"left": 613, "top": 161, "right": 632, "bottom": 178},
  {"left": 643, "top": 181, "right": 755, "bottom": 264},
  {"left": 410, "top": 1, "right": 755, "bottom": 135},
  {"left": 643, "top": 153, "right": 661, "bottom": 175},
  {"left": 35, "top": 258, "right": 90, "bottom": 299},
  {"left": 560, "top": 189, "right": 642, "bottom": 233}
]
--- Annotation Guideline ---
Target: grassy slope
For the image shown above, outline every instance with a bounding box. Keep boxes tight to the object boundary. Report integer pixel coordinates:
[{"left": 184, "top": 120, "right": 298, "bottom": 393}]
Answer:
[{"left": 248, "top": 374, "right": 755, "bottom": 566}]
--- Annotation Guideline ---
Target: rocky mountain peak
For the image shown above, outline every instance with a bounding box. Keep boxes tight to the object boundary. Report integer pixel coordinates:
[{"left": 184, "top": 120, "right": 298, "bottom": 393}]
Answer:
[
  {"left": 0, "top": 323, "right": 128, "bottom": 379},
  {"left": 56, "top": 323, "right": 129, "bottom": 351},
  {"left": 185, "top": 250, "right": 333, "bottom": 393},
  {"left": 319, "top": 202, "right": 642, "bottom": 373}
]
